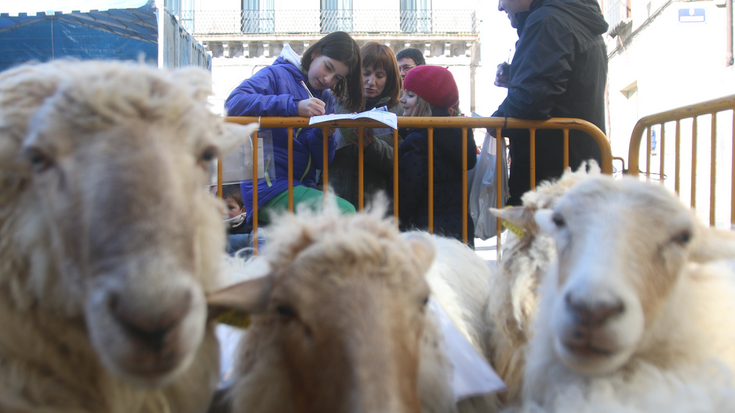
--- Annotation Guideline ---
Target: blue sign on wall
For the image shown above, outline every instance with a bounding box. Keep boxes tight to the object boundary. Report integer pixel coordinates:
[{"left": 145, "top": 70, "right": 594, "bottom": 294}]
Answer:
[{"left": 678, "top": 8, "right": 706, "bottom": 23}]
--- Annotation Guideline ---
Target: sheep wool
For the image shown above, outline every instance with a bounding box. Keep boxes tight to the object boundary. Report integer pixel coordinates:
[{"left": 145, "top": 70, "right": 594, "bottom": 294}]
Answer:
[
  {"left": 0, "top": 60, "right": 257, "bottom": 413},
  {"left": 522, "top": 175, "right": 735, "bottom": 411},
  {"left": 206, "top": 197, "right": 501, "bottom": 413}
]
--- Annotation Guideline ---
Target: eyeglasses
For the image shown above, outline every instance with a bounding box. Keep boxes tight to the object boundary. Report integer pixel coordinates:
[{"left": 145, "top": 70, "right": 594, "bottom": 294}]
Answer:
[{"left": 399, "top": 65, "right": 416, "bottom": 73}]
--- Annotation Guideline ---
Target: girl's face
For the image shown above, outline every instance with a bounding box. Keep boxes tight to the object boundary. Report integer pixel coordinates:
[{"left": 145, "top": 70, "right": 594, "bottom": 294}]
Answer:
[
  {"left": 308, "top": 53, "right": 349, "bottom": 90},
  {"left": 363, "top": 64, "right": 387, "bottom": 99},
  {"left": 400, "top": 89, "right": 419, "bottom": 117}
]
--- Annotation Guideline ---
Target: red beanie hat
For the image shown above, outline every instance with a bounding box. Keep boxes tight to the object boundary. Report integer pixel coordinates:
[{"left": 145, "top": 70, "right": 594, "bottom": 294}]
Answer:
[{"left": 403, "top": 65, "right": 459, "bottom": 109}]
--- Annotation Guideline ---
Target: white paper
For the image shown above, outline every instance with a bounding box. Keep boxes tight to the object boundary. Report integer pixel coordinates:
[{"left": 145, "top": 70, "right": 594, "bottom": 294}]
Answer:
[
  {"left": 215, "top": 324, "right": 244, "bottom": 389},
  {"left": 309, "top": 110, "right": 398, "bottom": 130},
  {"left": 430, "top": 299, "right": 507, "bottom": 401},
  {"left": 333, "top": 128, "right": 348, "bottom": 150}
]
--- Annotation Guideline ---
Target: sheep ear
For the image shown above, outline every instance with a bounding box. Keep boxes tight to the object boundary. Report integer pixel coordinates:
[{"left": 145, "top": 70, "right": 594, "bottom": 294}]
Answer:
[
  {"left": 534, "top": 209, "right": 557, "bottom": 236},
  {"left": 403, "top": 232, "right": 437, "bottom": 275},
  {"left": 490, "top": 206, "right": 538, "bottom": 234},
  {"left": 217, "top": 122, "right": 260, "bottom": 154},
  {"left": 688, "top": 223, "right": 735, "bottom": 263},
  {"left": 207, "top": 274, "right": 274, "bottom": 320}
]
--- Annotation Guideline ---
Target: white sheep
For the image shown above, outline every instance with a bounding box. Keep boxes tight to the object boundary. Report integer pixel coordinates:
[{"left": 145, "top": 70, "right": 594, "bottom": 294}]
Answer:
[
  {"left": 0, "top": 60, "right": 257, "bottom": 412},
  {"left": 521, "top": 175, "right": 735, "bottom": 410},
  {"left": 486, "top": 163, "right": 599, "bottom": 405},
  {"left": 207, "top": 201, "right": 501, "bottom": 413}
]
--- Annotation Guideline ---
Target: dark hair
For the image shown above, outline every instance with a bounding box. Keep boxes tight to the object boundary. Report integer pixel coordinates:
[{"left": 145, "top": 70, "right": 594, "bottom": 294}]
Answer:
[
  {"left": 301, "top": 31, "right": 364, "bottom": 112},
  {"left": 222, "top": 184, "right": 244, "bottom": 209},
  {"left": 395, "top": 48, "right": 426, "bottom": 66},
  {"left": 361, "top": 42, "right": 402, "bottom": 108}
]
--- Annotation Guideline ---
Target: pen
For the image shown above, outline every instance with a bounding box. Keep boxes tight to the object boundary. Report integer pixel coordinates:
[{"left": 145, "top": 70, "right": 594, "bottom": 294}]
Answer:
[{"left": 300, "top": 80, "right": 314, "bottom": 99}]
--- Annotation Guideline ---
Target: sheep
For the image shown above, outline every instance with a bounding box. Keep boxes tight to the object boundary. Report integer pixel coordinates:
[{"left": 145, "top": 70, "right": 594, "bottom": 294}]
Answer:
[
  {"left": 515, "top": 360, "right": 735, "bottom": 413},
  {"left": 486, "top": 162, "right": 599, "bottom": 405},
  {"left": 0, "top": 60, "right": 258, "bottom": 412},
  {"left": 206, "top": 200, "right": 501, "bottom": 413},
  {"left": 521, "top": 174, "right": 735, "bottom": 410}
]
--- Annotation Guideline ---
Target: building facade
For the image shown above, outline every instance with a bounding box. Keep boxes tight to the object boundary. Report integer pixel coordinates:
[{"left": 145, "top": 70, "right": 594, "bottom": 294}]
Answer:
[
  {"left": 602, "top": 0, "right": 734, "bottom": 157},
  {"left": 176, "top": 0, "right": 480, "bottom": 115},
  {"left": 602, "top": 0, "right": 734, "bottom": 226}
]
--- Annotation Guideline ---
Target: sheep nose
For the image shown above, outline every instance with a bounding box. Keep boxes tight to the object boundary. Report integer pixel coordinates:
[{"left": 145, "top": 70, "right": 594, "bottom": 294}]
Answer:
[
  {"left": 109, "top": 291, "right": 191, "bottom": 352},
  {"left": 565, "top": 293, "right": 624, "bottom": 327}
]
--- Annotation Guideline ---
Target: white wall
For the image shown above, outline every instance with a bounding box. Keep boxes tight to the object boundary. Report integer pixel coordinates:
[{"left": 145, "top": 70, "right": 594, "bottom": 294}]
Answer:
[
  {"left": 607, "top": 0, "right": 734, "bottom": 157},
  {"left": 194, "top": 0, "right": 241, "bottom": 33},
  {"left": 607, "top": 0, "right": 735, "bottom": 227},
  {"left": 353, "top": 0, "right": 401, "bottom": 32},
  {"left": 275, "top": 0, "right": 320, "bottom": 32},
  {"left": 195, "top": 0, "right": 239, "bottom": 9},
  {"left": 476, "top": 0, "right": 518, "bottom": 117}
]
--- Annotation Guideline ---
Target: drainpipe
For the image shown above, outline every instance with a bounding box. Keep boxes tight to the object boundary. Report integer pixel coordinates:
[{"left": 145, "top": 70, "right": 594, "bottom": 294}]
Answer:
[
  {"left": 727, "top": 0, "right": 733, "bottom": 66},
  {"left": 158, "top": 0, "right": 165, "bottom": 69}
]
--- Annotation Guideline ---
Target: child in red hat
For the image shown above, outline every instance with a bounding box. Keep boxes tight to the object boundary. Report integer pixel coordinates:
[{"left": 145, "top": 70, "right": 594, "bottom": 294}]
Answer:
[{"left": 396, "top": 65, "right": 478, "bottom": 247}]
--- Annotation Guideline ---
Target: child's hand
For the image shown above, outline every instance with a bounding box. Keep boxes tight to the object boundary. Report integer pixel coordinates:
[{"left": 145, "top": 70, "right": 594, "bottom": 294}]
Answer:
[{"left": 298, "top": 98, "right": 326, "bottom": 117}]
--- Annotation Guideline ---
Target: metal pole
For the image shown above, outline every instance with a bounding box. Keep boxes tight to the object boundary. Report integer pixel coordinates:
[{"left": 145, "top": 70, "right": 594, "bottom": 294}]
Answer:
[
  {"left": 157, "top": 0, "right": 164, "bottom": 69},
  {"left": 727, "top": 0, "right": 733, "bottom": 66}
]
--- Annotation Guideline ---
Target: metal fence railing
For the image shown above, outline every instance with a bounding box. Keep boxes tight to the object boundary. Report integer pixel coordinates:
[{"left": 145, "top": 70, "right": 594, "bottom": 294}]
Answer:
[
  {"left": 627, "top": 94, "right": 735, "bottom": 229},
  {"left": 219, "top": 116, "right": 611, "bottom": 255},
  {"left": 175, "top": 9, "right": 477, "bottom": 36}
]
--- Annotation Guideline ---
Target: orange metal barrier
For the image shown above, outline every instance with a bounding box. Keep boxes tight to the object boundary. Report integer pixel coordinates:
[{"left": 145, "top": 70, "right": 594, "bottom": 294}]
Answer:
[
  {"left": 222, "top": 116, "right": 612, "bottom": 254},
  {"left": 627, "top": 95, "right": 735, "bottom": 228}
]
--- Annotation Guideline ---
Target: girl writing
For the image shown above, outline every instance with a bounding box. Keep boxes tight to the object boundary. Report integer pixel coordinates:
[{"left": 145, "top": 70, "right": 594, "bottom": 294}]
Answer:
[{"left": 225, "top": 31, "right": 363, "bottom": 224}]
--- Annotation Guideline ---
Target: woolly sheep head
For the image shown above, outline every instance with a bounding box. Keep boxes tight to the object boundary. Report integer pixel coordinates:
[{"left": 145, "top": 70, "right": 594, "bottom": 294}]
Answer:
[
  {"left": 488, "top": 162, "right": 599, "bottom": 346},
  {"left": 0, "top": 60, "right": 258, "bottom": 387},
  {"left": 534, "top": 175, "right": 735, "bottom": 376},
  {"left": 208, "top": 205, "right": 435, "bottom": 413}
]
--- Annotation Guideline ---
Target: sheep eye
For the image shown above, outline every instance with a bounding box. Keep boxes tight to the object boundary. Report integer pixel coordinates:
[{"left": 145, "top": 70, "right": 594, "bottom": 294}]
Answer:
[
  {"left": 671, "top": 230, "right": 692, "bottom": 245},
  {"left": 552, "top": 212, "right": 566, "bottom": 228},
  {"left": 422, "top": 296, "right": 429, "bottom": 306},
  {"left": 276, "top": 304, "right": 296, "bottom": 318},
  {"left": 24, "top": 147, "right": 53, "bottom": 172},
  {"left": 199, "top": 146, "right": 219, "bottom": 163}
]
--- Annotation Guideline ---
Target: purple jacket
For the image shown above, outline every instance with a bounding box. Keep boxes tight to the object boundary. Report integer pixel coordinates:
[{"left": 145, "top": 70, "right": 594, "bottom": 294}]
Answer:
[{"left": 225, "top": 56, "right": 337, "bottom": 221}]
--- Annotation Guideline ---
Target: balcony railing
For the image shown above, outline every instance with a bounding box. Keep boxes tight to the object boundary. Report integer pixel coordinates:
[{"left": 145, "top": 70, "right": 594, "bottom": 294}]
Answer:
[
  {"left": 605, "top": 0, "right": 630, "bottom": 36},
  {"left": 241, "top": 10, "right": 275, "bottom": 34},
  {"left": 176, "top": 9, "right": 477, "bottom": 36},
  {"left": 320, "top": 9, "right": 353, "bottom": 33}
]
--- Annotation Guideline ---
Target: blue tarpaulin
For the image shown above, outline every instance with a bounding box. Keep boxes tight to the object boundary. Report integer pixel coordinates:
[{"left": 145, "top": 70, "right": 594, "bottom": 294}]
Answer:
[{"left": 0, "top": 0, "right": 160, "bottom": 71}]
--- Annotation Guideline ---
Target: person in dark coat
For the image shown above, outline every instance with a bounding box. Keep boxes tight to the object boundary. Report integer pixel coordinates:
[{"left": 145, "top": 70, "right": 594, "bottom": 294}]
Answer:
[
  {"left": 396, "top": 65, "right": 477, "bottom": 247},
  {"left": 493, "top": 0, "right": 609, "bottom": 206},
  {"left": 224, "top": 31, "right": 363, "bottom": 223}
]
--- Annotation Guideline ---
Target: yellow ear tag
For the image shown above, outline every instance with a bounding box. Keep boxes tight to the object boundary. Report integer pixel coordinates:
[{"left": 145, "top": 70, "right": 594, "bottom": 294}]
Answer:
[
  {"left": 501, "top": 206, "right": 526, "bottom": 239},
  {"left": 216, "top": 310, "right": 252, "bottom": 329}
]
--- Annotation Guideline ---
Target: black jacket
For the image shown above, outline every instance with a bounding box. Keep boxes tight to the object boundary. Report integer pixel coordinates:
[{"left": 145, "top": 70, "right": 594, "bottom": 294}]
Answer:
[
  {"left": 493, "top": 0, "right": 608, "bottom": 205},
  {"left": 395, "top": 109, "right": 477, "bottom": 247}
]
